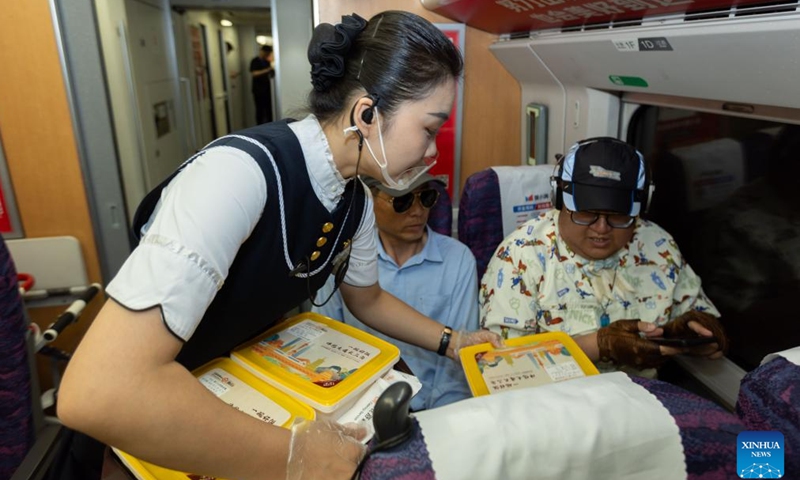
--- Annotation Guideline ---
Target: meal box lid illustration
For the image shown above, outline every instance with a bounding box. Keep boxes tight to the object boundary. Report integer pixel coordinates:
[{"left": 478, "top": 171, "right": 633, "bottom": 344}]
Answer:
[
  {"left": 113, "top": 358, "right": 315, "bottom": 480},
  {"left": 231, "top": 312, "right": 400, "bottom": 414},
  {"left": 459, "top": 331, "right": 599, "bottom": 397}
]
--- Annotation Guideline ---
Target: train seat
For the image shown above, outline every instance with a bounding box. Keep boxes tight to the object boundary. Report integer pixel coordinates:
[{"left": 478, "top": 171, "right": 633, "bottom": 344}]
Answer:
[
  {"left": 737, "top": 347, "right": 800, "bottom": 476},
  {"left": 360, "top": 371, "right": 743, "bottom": 480},
  {"left": 426, "top": 179, "right": 453, "bottom": 237},
  {"left": 0, "top": 236, "right": 34, "bottom": 479},
  {"left": 458, "top": 165, "right": 553, "bottom": 280}
]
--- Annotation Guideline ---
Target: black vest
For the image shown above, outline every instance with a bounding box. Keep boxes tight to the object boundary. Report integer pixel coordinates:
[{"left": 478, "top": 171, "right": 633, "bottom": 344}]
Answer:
[{"left": 132, "top": 121, "right": 367, "bottom": 370}]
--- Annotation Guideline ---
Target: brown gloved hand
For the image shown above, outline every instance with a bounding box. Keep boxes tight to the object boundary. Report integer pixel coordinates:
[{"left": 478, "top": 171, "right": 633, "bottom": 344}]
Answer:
[
  {"left": 596, "top": 319, "right": 665, "bottom": 369},
  {"left": 662, "top": 310, "right": 728, "bottom": 358},
  {"left": 286, "top": 418, "right": 366, "bottom": 480}
]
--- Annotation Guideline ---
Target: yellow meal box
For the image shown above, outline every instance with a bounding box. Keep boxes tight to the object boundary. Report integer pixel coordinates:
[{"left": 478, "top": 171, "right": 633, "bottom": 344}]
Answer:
[
  {"left": 113, "top": 357, "right": 314, "bottom": 480},
  {"left": 459, "top": 331, "right": 599, "bottom": 397},
  {"left": 231, "top": 312, "right": 400, "bottom": 417}
]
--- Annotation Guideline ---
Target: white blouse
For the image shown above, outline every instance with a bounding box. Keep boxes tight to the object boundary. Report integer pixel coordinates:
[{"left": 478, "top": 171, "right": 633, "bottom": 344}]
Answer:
[{"left": 106, "top": 115, "right": 378, "bottom": 340}]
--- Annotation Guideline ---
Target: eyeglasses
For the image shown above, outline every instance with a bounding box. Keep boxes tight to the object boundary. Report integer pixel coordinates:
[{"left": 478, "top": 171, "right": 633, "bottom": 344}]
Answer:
[
  {"left": 569, "top": 210, "right": 635, "bottom": 229},
  {"left": 376, "top": 189, "right": 439, "bottom": 214}
]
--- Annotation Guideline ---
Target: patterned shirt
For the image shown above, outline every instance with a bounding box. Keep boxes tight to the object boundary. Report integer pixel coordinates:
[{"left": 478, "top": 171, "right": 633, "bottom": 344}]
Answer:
[{"left": 480, "top": 209, "right": 719, "bottom": 339}]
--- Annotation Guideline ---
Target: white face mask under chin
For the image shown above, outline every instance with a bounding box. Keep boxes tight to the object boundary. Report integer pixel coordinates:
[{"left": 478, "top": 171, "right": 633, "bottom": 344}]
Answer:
[{"left": 362, "top": 107, "right": 437, "bottom": 191}]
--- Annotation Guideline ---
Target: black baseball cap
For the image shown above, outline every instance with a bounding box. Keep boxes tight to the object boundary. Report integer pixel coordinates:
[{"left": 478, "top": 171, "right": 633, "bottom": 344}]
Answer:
[{"left": 558, "top": 138, "right": 647, "bottom": 216}]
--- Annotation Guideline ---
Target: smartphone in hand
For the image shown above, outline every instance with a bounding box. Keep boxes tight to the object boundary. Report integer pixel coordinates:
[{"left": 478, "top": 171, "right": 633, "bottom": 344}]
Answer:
[{"left": 650, "top": 336, "right": 718, "bottom": 348}]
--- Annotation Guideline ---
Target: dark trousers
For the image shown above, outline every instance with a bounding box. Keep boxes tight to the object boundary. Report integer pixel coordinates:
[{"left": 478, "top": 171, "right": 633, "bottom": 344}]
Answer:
[
  {"left": 44, "top": 430, "right": 105, "bottom": 480},
  {"left": 254, "top": 91, "right": 273, "bottom": 125}
]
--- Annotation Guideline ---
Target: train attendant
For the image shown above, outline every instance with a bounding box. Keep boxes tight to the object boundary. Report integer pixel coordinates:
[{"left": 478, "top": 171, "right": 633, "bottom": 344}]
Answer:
[{"left": 59, "top": 11, "right": 500, "bottom": 480}]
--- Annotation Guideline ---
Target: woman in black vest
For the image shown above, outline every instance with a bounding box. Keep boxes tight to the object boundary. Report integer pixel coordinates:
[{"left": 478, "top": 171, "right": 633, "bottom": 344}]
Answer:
[{"left": 58, "top": 11, "right": 500, "bottom": 480}]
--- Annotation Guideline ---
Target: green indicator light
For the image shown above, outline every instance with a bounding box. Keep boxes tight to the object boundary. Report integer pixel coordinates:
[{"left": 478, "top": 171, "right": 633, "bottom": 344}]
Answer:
[{"left": 609, "top": 75, "right": 649, "bottom": 87}]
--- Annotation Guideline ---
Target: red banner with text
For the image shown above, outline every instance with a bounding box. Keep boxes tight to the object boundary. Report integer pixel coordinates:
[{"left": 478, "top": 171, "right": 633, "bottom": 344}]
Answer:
[
  {"left": 425, "top": 0, "right": 782, "bottom": 34},
  {"left": 428, "top": 25, "right": 462, "bottom": 200}
]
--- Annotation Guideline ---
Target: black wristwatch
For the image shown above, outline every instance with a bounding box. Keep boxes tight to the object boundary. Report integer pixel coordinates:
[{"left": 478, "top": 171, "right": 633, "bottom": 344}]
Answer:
[{"left": 437, "top": 326, "right": 453, "bottom": 356}]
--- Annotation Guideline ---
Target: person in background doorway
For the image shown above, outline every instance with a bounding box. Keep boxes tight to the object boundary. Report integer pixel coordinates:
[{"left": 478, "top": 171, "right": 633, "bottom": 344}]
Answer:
[
  {"left": 250, "top": 44, "right": 274, "bottom": 124},
  {"left": 314, "top": 174, "right": 478, "bottom": 411}
]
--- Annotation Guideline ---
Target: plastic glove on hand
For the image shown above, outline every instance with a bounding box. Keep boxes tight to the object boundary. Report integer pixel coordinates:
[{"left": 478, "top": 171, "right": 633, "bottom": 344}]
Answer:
[
  {"left": 662, "top": 311, "right": 728, "bottom": 358},
  {"left": 597, "top": 319, "right": 665, "bottom": 369},
  {"left": 286, "top": 418, "right": 366, "bottom": 480},
  {"left": 450, "top": 329, "right": 504, "bottom": 362}
]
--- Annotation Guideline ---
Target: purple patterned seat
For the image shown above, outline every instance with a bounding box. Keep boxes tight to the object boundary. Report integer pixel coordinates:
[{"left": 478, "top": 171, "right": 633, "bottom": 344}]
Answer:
[
  {"left": 426, "top": 180, "right": 452, "bottom": 237},
  {"left": 630, "top": 376, "right": 743, "bottom": 480},
  {"left": 361, "top": 420, "right": 434, "bottom": 480},
  {"left": 0, "top": 236, "right": 33, "bottom": 478},
  {"left": 457, "top": 169, "right": 504, "bottom": 280},
  {"left": 737, "top": 355, "right": 800, "bottom": 475},
  {"left": 458, "top": 166, "right": 554, "bottom": 280},
  {"left": 360, "top": 376, "right": 742, "bottom": 479}
]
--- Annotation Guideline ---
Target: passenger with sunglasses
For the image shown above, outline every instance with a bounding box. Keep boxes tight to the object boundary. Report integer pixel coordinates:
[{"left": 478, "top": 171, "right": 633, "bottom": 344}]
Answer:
[
  {"left": 314, "top": 174, "right": 478, "bottom": 411},
  {"left": 479, "top": 138, "right": 727, "bottom": 374},
  {"left": 58, "top": 11, "right": 499, "bottom": 480}
]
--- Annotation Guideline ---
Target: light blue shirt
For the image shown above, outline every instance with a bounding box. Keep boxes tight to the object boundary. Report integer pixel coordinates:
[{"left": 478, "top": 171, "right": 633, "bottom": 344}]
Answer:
[{"left": 313, "top": 226, "right": 479, "bottom": 411}]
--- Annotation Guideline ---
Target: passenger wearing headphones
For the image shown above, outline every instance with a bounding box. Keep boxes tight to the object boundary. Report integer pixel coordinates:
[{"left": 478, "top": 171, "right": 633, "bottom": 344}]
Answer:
[
  {"left": 57, "top": 11, "right": 499, "bottom": 480},
  {"left": 479, "top": 137, "right": 727, "bottom": 372}
]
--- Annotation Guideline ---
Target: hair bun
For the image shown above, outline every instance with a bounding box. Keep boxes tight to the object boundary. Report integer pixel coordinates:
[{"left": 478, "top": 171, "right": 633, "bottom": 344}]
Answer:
[{"left": 307, "top": 13, "right": 367, "bottom": 92}]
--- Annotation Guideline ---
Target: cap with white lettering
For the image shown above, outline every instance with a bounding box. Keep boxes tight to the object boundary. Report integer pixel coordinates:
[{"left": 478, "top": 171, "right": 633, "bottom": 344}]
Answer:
[{"left": 558, "top": 138, "right": 647, "bottom": 216}]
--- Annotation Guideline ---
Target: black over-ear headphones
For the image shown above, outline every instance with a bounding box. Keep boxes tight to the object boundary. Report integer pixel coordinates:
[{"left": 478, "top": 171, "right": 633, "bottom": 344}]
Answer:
[
  {"left": 550, "top": 153, "right": 566, "bottom": 210},
  {"left": 550, "top": 137, "right": 654, "bottom": 214}
]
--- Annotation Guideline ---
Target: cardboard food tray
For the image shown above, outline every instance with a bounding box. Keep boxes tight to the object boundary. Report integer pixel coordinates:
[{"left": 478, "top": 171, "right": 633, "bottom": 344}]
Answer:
[
  {"left": 113, "top": 357, "right": 315, "bottom": 480},
  {"left": 231, "top": 312, "right": 400, "bottom": 415},
  {"left": 459, "top": 331, "right": 599, "bottom": 397}
]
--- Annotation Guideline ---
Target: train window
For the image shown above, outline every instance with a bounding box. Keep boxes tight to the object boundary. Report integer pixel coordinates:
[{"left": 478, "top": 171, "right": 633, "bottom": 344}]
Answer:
[{"left": 628, "top": 106, "right": 800, "bottom": 372}]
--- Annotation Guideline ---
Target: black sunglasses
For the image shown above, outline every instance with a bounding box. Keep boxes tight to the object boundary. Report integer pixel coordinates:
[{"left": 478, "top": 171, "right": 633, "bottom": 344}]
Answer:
[{"left": 377, "top": 189, "right": 439, "bottom": 214}]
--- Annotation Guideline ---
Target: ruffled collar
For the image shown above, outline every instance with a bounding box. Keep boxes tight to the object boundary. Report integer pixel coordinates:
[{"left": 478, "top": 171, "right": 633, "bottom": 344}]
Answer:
[{"left": 288, "top": 114, "right": 348, "bottom": 212}]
